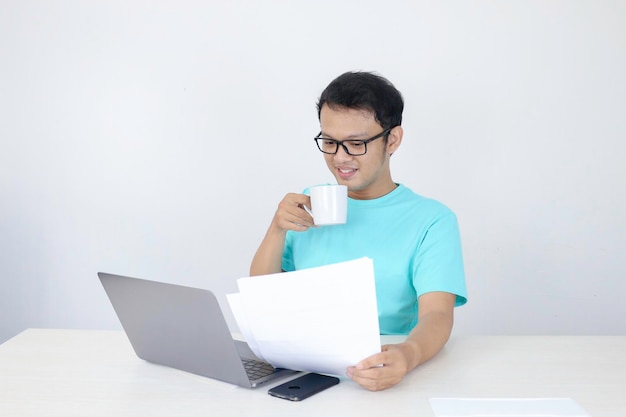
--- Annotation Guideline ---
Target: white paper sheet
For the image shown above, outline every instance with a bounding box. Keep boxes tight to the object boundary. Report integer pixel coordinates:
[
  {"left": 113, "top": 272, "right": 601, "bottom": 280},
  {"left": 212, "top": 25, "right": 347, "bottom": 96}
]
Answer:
[
  {"left": 429, "top": 398, "right": 591, "bottom": 417},
  {"left": 225, "top": 293, "right": 265, "bottom": 361},
  {"left": 227, "top": 257, "right": 381, "bottom": 376}
]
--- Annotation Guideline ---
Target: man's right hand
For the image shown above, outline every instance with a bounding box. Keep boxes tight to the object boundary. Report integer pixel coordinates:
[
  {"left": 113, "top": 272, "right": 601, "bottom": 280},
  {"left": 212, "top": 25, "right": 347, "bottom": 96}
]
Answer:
[
  {"left": 270, "top": 193, "right": 315, "bottom": 232},
  {"left": 250, "top": 193, "right": 314, "bottom": 276}
]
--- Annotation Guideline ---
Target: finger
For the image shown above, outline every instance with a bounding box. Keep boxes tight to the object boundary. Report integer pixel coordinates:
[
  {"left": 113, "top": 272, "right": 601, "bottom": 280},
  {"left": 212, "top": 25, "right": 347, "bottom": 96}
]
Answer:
[
  {"left": 355, "top": 351, "right": 387, "bottom": 370},
  {"left": 282, "top": 193, "right": 311, "bottom": 208},
  {"left": 348, "top": 367, "right": 398, "bottom": 392},
  {"left": 275, "top": 195, "right": 314, "bottom": 229},
  {"left": 284, "top": 207, "right": 314, "bottom": 228},
  {"left": 351, "top": 365, "right": 386, "bottom": 380},
  {"left": 274, "top": 210, "right": 312, "bottom": 231},
  {"left": 355, "top": 362, "right": 405, "bottom": 384},
  {"left": 283, "top": 194, "right": 314, "bottom": 217}
]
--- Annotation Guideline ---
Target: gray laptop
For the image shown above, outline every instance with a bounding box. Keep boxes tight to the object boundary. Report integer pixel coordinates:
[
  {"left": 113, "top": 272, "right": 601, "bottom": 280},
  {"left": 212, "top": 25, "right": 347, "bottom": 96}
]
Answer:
[{"left": 98, "top": 272, "right": 296, "bottom": 388}]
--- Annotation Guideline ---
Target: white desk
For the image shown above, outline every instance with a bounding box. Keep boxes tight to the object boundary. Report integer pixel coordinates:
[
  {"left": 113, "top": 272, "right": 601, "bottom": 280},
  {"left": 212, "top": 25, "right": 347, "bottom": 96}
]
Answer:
[{"left": 1, "top": 329, "right": 625, "bottom": 416}]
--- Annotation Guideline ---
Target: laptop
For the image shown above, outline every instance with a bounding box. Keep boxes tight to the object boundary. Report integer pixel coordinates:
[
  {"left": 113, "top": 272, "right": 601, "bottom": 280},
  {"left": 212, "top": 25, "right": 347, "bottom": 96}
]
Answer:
[{"left": 98, "top": 272, "right": 296, "bottom": 388}]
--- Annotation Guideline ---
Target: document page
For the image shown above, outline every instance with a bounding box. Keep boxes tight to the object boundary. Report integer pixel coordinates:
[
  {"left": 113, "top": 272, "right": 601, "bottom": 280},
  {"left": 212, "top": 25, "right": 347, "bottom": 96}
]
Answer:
[
  {"left": 227, "top": 257, "right": 381, "bottom": 376},
  {"left": 429, "top": 398, "right": 590, "bottom": 417}
]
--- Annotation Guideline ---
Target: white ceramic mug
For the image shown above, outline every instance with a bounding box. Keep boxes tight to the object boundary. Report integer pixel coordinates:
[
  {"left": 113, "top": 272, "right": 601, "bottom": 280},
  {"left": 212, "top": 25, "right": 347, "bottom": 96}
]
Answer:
[{"left": 308, "top": 184, "right": 348, "bottom": 225}]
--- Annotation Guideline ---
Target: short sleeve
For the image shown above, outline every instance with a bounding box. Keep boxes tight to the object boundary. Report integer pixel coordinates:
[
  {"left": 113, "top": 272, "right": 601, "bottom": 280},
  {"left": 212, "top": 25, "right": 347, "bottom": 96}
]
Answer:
[{"left": 411, "top": 211, "right": 467, "bottom": 306}]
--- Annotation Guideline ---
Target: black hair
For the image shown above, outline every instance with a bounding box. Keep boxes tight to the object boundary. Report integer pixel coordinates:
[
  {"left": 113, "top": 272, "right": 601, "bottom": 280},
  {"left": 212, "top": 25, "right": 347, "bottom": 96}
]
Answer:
[{"left": 316, "top": 71, "right": 403, "bottom": 129}]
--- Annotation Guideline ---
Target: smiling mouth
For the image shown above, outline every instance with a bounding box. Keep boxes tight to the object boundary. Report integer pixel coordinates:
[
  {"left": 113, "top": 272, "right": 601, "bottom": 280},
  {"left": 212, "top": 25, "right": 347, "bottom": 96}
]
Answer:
[{"left": 337, "top": 167, "right": 357, "bottom": 179}]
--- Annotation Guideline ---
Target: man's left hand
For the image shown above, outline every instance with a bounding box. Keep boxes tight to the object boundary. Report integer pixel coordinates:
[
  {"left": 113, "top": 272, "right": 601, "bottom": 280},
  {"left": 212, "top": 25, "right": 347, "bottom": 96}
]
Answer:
[{"left": 346, "top": 342, "right": 419, "bottom": 391}]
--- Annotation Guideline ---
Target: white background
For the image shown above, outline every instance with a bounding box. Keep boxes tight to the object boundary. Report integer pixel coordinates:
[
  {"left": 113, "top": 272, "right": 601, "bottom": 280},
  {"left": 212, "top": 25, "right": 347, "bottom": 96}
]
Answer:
[{"left": 1, "top": 1, "right": 625, "bottom": 343}]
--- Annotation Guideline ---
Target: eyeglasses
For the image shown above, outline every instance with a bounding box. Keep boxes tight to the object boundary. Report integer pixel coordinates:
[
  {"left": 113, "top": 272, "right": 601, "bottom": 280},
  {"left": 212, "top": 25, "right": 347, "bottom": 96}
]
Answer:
[{"left": 314, "top": 127, "right": 393, "bottom": 156}]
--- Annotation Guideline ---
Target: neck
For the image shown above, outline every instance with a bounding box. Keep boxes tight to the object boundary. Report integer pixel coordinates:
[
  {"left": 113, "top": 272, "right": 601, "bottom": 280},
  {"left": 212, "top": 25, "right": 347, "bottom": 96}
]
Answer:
[{"left": 348, "top": 181, "right": 398, "bottom": 200}]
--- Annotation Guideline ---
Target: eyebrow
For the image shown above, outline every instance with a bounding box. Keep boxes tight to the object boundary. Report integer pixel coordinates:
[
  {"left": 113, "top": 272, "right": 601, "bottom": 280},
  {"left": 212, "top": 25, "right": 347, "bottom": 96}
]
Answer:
[{"left": 319, "top": 131, "right": 371, "bottom": 140}]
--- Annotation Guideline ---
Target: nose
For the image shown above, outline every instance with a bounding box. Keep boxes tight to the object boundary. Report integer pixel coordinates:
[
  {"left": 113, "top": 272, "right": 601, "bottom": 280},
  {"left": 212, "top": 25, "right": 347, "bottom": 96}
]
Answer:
[{"left": 333, "top": 144, "right": 353, "bottom": 161}]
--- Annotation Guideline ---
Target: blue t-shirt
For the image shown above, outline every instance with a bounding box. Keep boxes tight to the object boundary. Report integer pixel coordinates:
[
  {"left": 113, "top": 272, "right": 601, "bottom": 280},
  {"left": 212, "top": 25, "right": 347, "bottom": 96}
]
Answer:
[{"left": 282, "top": 184, "right": 467, "bottom": 335}]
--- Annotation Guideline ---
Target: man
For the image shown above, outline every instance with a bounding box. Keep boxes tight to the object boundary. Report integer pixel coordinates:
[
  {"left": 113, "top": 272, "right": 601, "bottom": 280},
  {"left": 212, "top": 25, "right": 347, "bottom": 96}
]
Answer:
[{"left": 250, "top": 71, "right": 467, "bottom": 391}]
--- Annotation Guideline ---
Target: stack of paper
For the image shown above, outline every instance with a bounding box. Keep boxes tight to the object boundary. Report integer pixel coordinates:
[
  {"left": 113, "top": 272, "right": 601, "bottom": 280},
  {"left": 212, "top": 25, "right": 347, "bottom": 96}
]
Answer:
[{"left": 227, "top": 257, "right": 381, "bottom": 376}]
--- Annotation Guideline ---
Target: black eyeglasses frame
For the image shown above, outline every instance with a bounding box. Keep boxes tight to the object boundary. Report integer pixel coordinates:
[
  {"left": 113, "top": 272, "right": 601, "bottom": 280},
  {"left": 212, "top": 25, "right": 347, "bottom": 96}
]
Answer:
[{"left": 313, "top": 127, "right": 394, "bottom": 156}]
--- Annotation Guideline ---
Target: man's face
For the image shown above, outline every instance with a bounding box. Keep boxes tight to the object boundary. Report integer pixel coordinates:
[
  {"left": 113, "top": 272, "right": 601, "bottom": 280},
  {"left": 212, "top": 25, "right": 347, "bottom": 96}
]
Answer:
[{"left": 318, "top": 104, "right": 401, "bottom": 200}]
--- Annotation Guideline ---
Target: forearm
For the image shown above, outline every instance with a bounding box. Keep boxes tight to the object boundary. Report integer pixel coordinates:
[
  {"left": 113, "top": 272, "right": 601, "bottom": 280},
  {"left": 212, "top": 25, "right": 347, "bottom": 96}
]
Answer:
[
  {"left": 402, "top": 309, "right": 454, "bottom": 371},
  {"left": 249, "top": 226, "right": 286, "bottom": 276},
  {"left": 347, "top": 304, "right": 454, "bottom": 391}
]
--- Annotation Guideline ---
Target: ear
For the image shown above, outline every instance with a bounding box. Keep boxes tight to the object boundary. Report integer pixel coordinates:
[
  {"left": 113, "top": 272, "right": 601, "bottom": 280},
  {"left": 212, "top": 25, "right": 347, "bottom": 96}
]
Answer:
[{"left": 386, "top": 126, "right": 403, "bottom": 155}]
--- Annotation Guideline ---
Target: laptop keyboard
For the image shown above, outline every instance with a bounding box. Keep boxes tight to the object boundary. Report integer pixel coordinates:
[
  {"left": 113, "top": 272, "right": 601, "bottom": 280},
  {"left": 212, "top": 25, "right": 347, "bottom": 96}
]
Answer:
[{"left": 242, "top": 358, "right": 276, "bottom": 380}]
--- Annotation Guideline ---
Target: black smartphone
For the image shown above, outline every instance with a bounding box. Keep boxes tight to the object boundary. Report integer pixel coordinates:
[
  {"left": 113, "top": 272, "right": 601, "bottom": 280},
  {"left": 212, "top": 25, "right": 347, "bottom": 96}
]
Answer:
[{"left": 267, "top": 373, "right": 340, "bottom": 401}]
